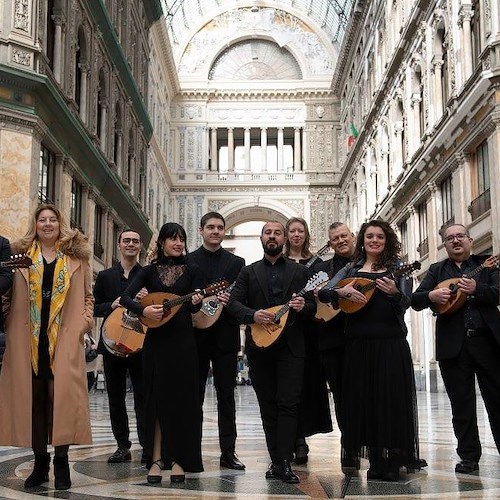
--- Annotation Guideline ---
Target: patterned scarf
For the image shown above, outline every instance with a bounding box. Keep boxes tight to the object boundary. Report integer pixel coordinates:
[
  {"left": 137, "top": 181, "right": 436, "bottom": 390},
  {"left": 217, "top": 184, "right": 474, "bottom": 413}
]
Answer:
[{"left": 27, "top": 240, "right": 70, "bottom": 375}]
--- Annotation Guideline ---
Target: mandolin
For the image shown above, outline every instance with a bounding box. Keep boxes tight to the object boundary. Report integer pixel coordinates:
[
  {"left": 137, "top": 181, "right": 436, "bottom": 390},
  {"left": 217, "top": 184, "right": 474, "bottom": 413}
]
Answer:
[
  {"left": 333, "top": 261, "right": 421, "bottom": 314},
  {"left": 250, "top": 271, "right": 328, "bottom": 349},
  {"left": 0, "top": 254, "right": 32, "bottom": 269},
  {"left": 192, "top": 282, "right": 235, "bottom": 329},
  {"left": 139, "top": 280, "right": 229, "bottom": 328},
  {"left": 433, "top": 254, "right": 499, "bottom": 315},
  {"left": 101, "top": 305, "right": 147, "bottom": 357}
]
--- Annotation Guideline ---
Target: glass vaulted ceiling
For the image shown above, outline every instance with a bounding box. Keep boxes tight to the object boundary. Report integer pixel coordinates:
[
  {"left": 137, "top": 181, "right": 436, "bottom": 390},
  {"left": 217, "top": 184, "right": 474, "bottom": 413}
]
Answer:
[{"left": 160, "top": 0, "right": 355, "bottom": 63}]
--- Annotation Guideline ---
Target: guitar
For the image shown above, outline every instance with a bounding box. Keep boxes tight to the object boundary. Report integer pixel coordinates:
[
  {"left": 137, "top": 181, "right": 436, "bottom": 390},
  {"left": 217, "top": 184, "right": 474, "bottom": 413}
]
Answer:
[
  {"left": 139, "top": 280, "right": 230, "bottom": 328},
  {"left": 250, "top": 271, "right": 328, "bottom": 349},
  {"left": 101, "top": 305, "right": 147, "bottom": 357},
  {"left": 0, "top": 254, "right": 32, "bottom": 269},
  {"left": 433, "top": 254, "right": 499, "bottom": 315},
  {"left": 192, "top": 282, "right": 236, "bottom": 329},
  {"left": 332, "top": 261, "right": 422, "bottom": 314}
]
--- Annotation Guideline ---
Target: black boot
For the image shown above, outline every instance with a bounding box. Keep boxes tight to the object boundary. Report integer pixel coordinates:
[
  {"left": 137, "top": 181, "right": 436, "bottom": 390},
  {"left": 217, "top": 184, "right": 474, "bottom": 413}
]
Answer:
[
  {"left": 24, "top": 452, "right": 50, "bottom": 488},
  {"left": 53, "top": 455, "right": 71, "bottom": 490}
]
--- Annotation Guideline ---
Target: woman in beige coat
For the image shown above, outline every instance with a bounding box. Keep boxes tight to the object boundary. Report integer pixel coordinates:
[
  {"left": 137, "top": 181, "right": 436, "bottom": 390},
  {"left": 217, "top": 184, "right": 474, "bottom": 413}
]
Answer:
[{"left": 0, "top": 204, "right": 94, "bottom": 490}]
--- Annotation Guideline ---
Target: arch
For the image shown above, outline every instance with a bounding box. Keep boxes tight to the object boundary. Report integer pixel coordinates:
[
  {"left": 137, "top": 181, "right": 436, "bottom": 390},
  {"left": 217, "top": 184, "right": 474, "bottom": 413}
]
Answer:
[{"left": 218, "top": 198, "right": 298, "bottom": 231}]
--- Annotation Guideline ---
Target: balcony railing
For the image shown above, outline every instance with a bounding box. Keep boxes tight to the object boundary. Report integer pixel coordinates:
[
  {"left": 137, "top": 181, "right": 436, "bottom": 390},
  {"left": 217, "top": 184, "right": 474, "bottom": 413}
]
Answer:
[{"left": 468, "top": 189, "right": 491, "bottom": 221}]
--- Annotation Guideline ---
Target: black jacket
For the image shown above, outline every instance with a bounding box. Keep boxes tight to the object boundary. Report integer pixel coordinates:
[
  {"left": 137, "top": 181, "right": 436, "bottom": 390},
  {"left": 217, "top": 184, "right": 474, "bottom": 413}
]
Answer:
[
  {"left": 0, "top": 236, "right": 12, "bottom": 367},
  {"left": 412, "top": 255, "right": 500, "bottom": 360},
  {"left": 228, "top": 256, "right": 316, "bottom": 357},
  {"left": 187, "top": 246, "right": 245, "bottom": 352}
]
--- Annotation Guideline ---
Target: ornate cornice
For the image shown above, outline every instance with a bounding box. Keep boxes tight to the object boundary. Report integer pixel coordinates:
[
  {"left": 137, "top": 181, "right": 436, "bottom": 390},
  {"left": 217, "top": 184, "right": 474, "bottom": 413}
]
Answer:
[{"left": 178, "top": 88, "right": 335, "bottom": 101}]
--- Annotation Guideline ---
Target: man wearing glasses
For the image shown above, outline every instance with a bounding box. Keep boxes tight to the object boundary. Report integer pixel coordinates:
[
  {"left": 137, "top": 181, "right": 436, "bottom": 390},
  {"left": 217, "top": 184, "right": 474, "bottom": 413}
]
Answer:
[
  {"left": 412, "top": 224, "right": 500, "bottom": 474},
  {"left": 94, "top": 230, "right": 147, "bottom": 464}
]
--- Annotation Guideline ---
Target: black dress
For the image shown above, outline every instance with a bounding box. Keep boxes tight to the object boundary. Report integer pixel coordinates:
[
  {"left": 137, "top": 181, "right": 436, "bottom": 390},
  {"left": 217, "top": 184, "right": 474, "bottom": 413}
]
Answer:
[
  {"left": 120, "top": 256, "right": 204, "bottom": 473},
  {"left": 341, "top": 271, "right": 419, "bottom": 471}
]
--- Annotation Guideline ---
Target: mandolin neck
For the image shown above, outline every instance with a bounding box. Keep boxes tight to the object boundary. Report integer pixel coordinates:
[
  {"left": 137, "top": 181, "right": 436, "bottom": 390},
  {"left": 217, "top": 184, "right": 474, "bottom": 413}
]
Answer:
[{"left": 273, "top": 287, "right": 307, "bottom": 321}]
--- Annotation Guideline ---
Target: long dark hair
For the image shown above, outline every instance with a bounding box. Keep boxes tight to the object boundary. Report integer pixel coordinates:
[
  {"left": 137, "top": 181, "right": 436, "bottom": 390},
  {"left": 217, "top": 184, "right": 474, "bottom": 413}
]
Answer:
[
  {"left": 151, "top": 222, "right": 188, "bottom": 264},
  {"left": 352, "top": 219, "right": 401, "bottom": 270}
]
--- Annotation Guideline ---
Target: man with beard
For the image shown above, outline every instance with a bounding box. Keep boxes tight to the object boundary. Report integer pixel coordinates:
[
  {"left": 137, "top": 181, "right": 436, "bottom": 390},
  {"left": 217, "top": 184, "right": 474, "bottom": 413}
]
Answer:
[
  {"left": 412, "top": 224, "right": 500, "bottom": 474},
  {"left": 228, "top": 221, "right": 316, "bottom": 484},
  {"left": 187, "top": 212, "right": 246, "bottom": 470}
]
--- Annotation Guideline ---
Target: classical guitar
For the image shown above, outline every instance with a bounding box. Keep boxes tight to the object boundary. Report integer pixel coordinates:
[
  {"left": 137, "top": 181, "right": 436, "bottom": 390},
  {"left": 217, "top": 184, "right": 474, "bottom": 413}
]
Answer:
[
  {"left": 0, "top": 254, "right": 32, "bottom": 269},
  {"left": 433, "top": 254, "right": 499, "bottom": 315},
  {"left": 192, "top": 282, "right": 236, "bottom": 329},
  {"left": 139, "top": 280, "right": 229, "bottom": 328},
  {"left": 333, "top": 261, "right": 422, "bottom": 314},
  {"left": 101, "top": 304, "right": 147, "bottom": 357},
  {"left": 250, "top": 271, "right": 328, "bottom": 349}
]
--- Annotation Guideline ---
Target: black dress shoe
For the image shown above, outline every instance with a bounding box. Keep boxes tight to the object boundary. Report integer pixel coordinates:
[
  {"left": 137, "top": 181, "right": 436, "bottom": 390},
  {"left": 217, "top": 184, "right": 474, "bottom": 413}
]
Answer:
[
  {"left": 220, "top": 451, "right": 246, "bottom": 470},
  {"left": 294, "top": 443, "right": 309, "bottom": 465},
  {"left": 455, "top": 459, "right": 479, "bottom": 474},
  {"left": 341, "top": 455, "right": 360, "bottom": 474},
  {"left": 24, "top": 453, "right": 50, "bottom": 488},
  {"left": 108, "top": 447, "right": 131, "bottom": 463},
  {"left": 275, "top": 460, "right": 300, "bottom": 484},
  {"left": 265, "top": 463, "right": 279, "bottom": 479},
  {"left": 367, "top": 467, "right": 383, "bottom": 480}
]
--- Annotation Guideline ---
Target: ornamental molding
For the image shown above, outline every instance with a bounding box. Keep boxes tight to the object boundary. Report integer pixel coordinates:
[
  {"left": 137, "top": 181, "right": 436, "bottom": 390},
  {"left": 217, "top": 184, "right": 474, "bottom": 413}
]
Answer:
[{"left": 178, "top": 88, "right": 335, "bottom": 101}]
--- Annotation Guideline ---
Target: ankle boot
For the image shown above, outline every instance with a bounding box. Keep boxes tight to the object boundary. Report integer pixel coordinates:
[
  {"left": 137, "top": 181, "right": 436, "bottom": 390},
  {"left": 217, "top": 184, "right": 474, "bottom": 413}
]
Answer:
[
  {"left": 53, "top": 455, "right": 71, "bottom": 490},
  {"left": 24, "top": 452, "right": 50, "bottom": 488}
]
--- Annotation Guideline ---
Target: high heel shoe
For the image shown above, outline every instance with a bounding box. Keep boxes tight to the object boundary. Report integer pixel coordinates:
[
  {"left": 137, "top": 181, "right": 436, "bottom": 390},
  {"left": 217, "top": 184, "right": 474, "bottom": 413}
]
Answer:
[
  {"left": 170, "top": 462, "right": 185, "bottom": 483},
  {"left": 147, "top": 460, "right": 163, "bottom": 484}
]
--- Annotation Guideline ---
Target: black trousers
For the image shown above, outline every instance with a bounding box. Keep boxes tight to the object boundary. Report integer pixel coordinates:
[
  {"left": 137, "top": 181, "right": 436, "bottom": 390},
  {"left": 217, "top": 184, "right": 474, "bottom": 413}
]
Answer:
[
  {"left": 320, "top": 346, "right": 344, "bottom": 431},
  {"left": 439, "top": 331, "right": 500, "bottom": 462},
  {"left": 247, "top": 341, "right": 304, "bottom": 462},
  {"left": 196, "top": 332, "right": 238, "bottom": 453},
  {"left": 103, "top": 349, "right": 145, "bottom": 450}
]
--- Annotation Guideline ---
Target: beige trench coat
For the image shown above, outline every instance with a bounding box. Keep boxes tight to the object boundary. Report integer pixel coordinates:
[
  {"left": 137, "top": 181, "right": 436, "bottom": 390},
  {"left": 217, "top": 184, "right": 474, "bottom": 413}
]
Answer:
[{"left": 0, "top": 255, "right": 94, "bottom": 447}]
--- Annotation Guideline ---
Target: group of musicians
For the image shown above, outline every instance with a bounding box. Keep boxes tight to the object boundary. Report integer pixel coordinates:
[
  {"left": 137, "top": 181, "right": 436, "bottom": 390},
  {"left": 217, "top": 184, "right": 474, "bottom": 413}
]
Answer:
[{"left": 0, "top": 206, "right": 499, "bottom": 489}]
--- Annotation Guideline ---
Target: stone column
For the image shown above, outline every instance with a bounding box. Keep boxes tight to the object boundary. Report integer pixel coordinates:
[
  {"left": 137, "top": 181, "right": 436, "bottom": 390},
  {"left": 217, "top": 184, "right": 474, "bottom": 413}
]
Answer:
[
  {"left": 393, "top": 121, "right": 404, "bottom": 180},
  {"left": 115, "top": 129, "right": 123, "bottom": 175},
  {"left": 410, "top": 93, "right": 422, "bottom": 155},
  {"left": 431, "top": 57, "right": 444, "bottom": 122},
  {"left": 211, "top": 127, "right": 218, "bottom": 171},
  {"left": 99, "top": 101, "right": 108, "bottom": 152},
  {"left": 244, "top": 127, "right": 251, "bottom": 172},
  {"left": 52, "top": 15, "right": 64, "bottom": 82},
  {"left": 427, "top": 181, "right": 439, "bottom": 263},
  {"left": 79, "top": 63, "right": 89, "bottom": 123},
  {"left": 454, "top": 152, "right": 473, "bottom": 225},
  {"left": 488, "top": 115, "right": 500, "bottom": 252},
  {"left": 277, "top": 127, "right": 284, "bottom": 171},
  {"left": 459, "top": 6, "right": 473, "bottom": 82},
  {"left": 227, "top": 127, "right": 234, "bottom": 172},
  {"left": 294, "top": 127, "right": 301, "bottom": 171},
  {"left": 260, "top": 127, "right": 267, "bottom": 172}
]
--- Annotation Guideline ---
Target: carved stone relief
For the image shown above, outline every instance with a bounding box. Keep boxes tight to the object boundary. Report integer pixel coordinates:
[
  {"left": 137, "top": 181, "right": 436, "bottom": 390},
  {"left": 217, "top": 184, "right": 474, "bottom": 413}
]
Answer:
[
  {"left": 12, "top": 48, "right": 32, "bottom": 66},
  {"left": 14, "top": 0, "right": 29, "bottom": 32}
]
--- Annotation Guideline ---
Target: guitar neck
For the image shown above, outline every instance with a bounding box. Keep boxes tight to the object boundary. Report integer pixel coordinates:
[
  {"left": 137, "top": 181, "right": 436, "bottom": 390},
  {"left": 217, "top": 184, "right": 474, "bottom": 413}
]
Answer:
[{"left": 358, "top": 267, "right": 411, "bottom": 293}]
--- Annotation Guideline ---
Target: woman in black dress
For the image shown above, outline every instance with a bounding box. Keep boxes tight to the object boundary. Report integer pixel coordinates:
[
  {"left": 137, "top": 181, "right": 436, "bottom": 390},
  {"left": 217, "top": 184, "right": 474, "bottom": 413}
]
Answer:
[
  {"left": 120, "top": 223, "right": 204, "bottom": 483},
  {"left": 319, "top": 220, "right": 419, "bottom": 481}
]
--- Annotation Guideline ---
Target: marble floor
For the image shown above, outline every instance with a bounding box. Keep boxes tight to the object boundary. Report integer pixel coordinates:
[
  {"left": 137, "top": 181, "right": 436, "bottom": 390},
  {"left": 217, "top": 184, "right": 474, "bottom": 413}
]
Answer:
[{"left": 1, "top": 385, "right": 500, "bottom": 499}]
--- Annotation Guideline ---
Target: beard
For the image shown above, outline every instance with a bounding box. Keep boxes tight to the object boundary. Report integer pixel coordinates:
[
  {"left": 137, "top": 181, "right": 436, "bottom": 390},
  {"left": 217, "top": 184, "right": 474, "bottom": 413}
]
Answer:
[{"left": 263, "top": 240, "right": 284, "bottom": 257}]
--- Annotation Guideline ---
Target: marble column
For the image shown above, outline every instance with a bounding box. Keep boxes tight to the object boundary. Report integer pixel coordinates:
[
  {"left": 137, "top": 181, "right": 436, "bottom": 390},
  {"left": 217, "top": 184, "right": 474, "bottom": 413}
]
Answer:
[
  {"left": 260, "top": 127, "right": 267, "bottom": 172},
  {"left": 79, "top": 63, "right": 89, "bottom": 123},
  {"left": 211, "top": 127, "right": 218, "bottom": 171},
  {"left": 427, "top": 181, "right": 439, "bottom": 263},
  {"left": 277, "top": 127, "right": 284, "bottom": 171},
  {"left": 227, "top": 127, "right": 234, "bottom": 172},
  {"left": 53, "top": 15, "right": 63, "bottom": 82},
  {"left": 244, "top": 127, "right": 251, "bottom": 172},
  {"left": 99, "top": 102, "right": 108, "bottom": 153},
  {"left": 431, "top": 57, "right": 444, "bottom": 121},
  {"left": 459, "top": 7, "right": 473, "bottom": 82},
  {"left": 294, "top": 127, "right": 301, "bottom": 171},
  {"left": 115, "top": 130, "right": 123, "bottom": 176}
]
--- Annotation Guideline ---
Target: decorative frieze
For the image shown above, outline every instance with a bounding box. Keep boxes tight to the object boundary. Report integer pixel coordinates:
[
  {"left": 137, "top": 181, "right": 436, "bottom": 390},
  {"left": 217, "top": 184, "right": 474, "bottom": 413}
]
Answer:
[
  {"left": 12, "top": 48, "right": 32, "bottom": 66},
  {"left": 14, "top": 0, "right": 30, "bottom": 32}
]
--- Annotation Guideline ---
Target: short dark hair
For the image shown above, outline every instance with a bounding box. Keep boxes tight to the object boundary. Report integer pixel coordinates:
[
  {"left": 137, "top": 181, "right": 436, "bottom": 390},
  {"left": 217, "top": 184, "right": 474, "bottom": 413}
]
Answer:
[
  {"left": 118, "top": 229, "right": 140, "bottom": 243},
  {"left": 200, "top": 212, "right": 225, "bottom": 229},
  {"left": 329, "top": 222, "right": 346, "bottom": 231},
  {"left": 440, "top": 223, "right": 469, "bottom": 240},
  {"left": 261, "top": 220, "right": 285, "bottom": 235}
]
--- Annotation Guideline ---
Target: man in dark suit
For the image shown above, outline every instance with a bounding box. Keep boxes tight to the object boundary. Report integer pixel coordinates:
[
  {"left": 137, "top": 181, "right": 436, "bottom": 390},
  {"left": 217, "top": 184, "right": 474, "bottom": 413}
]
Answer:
[
  {"left": 0, "top": 235, "right": 13, "bottom": 371},
  {"left": 187, "top": 212, "right": 246, "bottom": 470},
  {"left": 228, "top": 221, "right": 316, "bottom": 484},
  {"left": 314, "top": 222, "right": 355, "bottom": 470},
  {"left": 412, "top": 224, "right": 500, "bottom": 474},
  {"left": 93, "top": 229, "right": 146, "bottom": 463}
]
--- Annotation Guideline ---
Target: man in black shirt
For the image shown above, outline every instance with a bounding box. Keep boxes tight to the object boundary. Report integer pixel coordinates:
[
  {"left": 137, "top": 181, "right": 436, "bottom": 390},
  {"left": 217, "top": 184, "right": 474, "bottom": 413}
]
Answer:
[
  {"left": 187, "top": 212, "right": 246, "bottom": 470},
  {"left": 0, "top": 235, "right": 13, "bottom": 371},
  {"left": 228, "top": 221, "right": 316, "bottom": 484},
  {"left": 412, "top": 224, "right": 500, "bottom": 474},
  {"left": 93, "top": 230, "right": 146, "bottom": 463}
]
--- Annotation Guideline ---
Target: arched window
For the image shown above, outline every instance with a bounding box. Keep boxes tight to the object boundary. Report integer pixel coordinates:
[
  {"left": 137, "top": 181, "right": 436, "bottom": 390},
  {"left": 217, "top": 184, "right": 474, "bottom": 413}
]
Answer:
[
  {"left": 113, "top": 102, "right": 122, "bottom": 172},
  {"left": 75, "top": 26, "right": 87, "bottom": 116}
]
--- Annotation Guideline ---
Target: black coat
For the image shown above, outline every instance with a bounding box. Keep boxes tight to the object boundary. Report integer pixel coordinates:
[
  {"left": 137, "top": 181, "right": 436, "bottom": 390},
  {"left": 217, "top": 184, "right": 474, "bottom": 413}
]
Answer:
[
  {"left": 228, "top": 257, "right": 316, "bottom": 357},
  {"left": 411, "top": 255, "right": 500, "bottom": 360},
  {"left": 0, "top": 236, "right": 12, "bottom": 366},
  {"left": 187, "top": 247, "right": 245, "bottom": 352}
]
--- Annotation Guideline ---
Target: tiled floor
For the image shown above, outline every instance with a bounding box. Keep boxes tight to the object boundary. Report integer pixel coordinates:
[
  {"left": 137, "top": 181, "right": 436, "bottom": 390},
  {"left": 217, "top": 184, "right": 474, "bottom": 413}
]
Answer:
[{"left": 1, "top": 385, "right": 500, "bottom": 498}]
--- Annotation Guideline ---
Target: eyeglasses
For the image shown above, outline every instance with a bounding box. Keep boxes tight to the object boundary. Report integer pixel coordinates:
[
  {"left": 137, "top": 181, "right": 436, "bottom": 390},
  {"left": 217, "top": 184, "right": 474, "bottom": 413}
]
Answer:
[
  {"left": 121, "top": 238, "right": 140, "bottom": 245},
  {"left": 444, "top": 233, "right": 468, "bottom": 243}
]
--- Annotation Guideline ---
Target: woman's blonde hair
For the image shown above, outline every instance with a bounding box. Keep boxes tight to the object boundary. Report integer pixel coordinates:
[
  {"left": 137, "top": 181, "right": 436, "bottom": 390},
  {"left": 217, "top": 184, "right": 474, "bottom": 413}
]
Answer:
[
  {"left": 17, "top": 203, "right": 91, "bottom": 259},
  {"left": 284, "top": 217, "right": 312, "bottom": 259}
]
